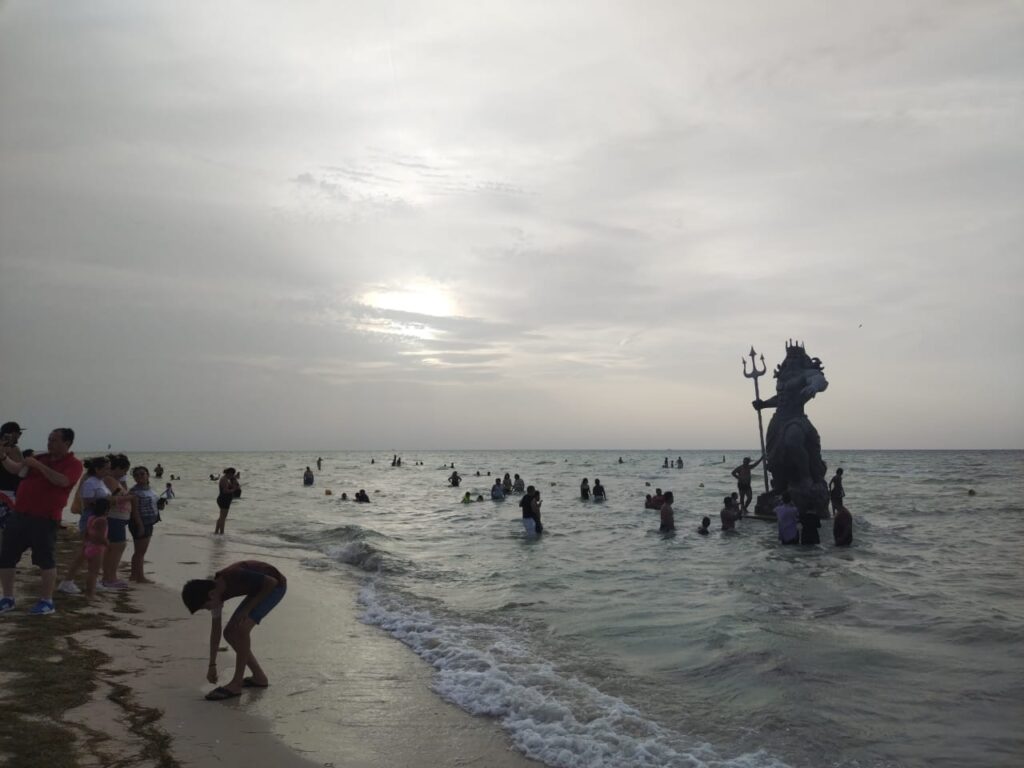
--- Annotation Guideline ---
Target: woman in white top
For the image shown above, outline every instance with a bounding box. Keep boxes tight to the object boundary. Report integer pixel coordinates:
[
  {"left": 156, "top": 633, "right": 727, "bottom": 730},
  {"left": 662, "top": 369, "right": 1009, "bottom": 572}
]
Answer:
[{"left": 58, "top": 456, "right": 111, "bottom": 594}]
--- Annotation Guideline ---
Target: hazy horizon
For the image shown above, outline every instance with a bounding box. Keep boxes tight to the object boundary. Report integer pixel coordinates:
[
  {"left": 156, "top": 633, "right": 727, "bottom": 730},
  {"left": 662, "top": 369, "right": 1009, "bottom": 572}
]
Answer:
[{"left": 2, "top": 2, "right": 1022, "bottom": 451}]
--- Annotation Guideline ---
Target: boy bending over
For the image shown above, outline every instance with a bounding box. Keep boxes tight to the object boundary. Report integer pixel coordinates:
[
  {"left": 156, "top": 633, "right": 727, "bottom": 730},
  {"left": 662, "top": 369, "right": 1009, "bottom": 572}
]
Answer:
[{"left": 181, "top": 560, "right": 287, "bottom": 701}]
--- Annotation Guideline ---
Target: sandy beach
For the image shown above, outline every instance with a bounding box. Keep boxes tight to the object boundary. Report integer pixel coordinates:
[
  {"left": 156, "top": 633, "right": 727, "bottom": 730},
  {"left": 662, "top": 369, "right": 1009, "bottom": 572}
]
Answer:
[{"left": 0, "top": 499, "right": 541, "bottom": 768}]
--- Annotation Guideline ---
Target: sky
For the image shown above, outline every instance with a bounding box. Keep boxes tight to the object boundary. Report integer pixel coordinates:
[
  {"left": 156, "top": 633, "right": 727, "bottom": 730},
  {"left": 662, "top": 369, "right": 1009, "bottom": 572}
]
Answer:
[{"left": 1, "top": 1, "right": 1022, "bottom": 451}]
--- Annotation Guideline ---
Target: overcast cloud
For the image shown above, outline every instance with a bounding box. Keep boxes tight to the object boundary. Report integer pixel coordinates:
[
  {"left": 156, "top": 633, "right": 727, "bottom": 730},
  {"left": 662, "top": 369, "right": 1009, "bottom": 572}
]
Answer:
[{"left": 1, "top": 1, "right": 1021, "bottom": 450}]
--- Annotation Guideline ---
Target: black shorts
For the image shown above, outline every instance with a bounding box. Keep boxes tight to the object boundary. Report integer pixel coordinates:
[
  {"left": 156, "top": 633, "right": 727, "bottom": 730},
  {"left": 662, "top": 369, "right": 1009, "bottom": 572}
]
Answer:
[
  {"left": 0, "top": 512, "right": 59, "bottom": 570},
  {"left": 738, "top": 483, "right": 752, "bottom": 494},
  {"left": 129, "top": 518, "right": 155, "bottom": 540},
  {"left": 217, "top": 493, "right": 234, "bottom": 510}
]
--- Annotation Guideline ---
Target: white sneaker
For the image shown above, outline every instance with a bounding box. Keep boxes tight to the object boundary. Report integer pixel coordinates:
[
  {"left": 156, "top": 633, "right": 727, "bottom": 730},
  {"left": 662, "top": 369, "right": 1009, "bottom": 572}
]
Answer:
[{"left": 57, "top": 580, "right": 81, "bottom": 595}]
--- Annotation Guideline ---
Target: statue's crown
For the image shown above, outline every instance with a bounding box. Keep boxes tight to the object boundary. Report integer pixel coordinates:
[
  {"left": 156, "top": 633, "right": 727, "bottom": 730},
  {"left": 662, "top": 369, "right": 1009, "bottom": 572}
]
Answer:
[{"left": 775, "top": 338, "right": 824, "bottom": 377}]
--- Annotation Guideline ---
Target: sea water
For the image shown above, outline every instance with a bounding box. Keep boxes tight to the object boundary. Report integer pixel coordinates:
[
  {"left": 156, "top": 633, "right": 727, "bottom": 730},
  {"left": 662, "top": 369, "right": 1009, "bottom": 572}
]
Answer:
[{"left": 134, "top": 450, "right": 1024, "bottom": 768}]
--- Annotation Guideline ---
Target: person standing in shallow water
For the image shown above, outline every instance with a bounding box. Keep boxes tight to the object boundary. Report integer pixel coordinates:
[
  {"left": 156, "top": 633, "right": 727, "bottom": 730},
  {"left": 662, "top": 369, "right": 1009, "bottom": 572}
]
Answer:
[
  {"left": 774, "top": 492, "right": 799, "bottom": 545},
  {"left": 731, "top": 456, "right": 763, "bottom": 513},
  {"left": 580, "top": 478, "right": 590, "bottom": 500},
  {"left": 659, "top": 492, "right": 675, "bottom": 532},
  {"left": 829, "top": 468, "right": 845, "bottom": 515},
  {"left": 215, "top": 468, "right": 240, "bottom": 535},
  {"left": 799, "top": 508, "right": 821, "bottom": 545},
  {"left": 833, "top": 504, "right": 853, "bottom": 546}
]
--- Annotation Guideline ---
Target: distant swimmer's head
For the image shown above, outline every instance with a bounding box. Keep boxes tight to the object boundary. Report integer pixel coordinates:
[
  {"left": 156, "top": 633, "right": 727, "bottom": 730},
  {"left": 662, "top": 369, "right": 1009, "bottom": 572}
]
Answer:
[{"left": 701, "top": 516, "right": 711, "bottom": 527}]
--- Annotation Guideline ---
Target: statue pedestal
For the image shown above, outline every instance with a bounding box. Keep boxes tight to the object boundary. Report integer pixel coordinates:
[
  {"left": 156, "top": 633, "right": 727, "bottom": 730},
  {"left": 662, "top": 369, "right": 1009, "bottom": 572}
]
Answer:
[{"left": 751, "top": 492, "right": 780, "bottom": 521}]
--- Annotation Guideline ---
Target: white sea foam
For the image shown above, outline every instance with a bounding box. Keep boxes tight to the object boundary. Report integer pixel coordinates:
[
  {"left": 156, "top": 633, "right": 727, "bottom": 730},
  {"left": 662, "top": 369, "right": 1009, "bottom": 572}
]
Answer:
[
  {"left": 358, "top": 582, "right": 789, "bottom": 768},
  {"left": 326, "top": 542, "right": 382, "bottom": 571}
]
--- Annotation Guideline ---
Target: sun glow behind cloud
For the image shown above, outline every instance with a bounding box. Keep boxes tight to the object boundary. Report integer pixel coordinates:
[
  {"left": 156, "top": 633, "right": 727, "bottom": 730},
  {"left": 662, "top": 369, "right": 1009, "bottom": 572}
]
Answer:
[
  {"left": 355, "top": 280, "right": 460, "bottom": 341},
  {"left": 361, "top": 281, "right": 459, "bottom": 318}
]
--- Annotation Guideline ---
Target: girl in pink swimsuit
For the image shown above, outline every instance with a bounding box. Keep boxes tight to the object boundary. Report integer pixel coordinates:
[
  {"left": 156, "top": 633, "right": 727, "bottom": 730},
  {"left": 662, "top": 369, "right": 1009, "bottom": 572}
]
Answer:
[{"left": 83, "top": 498, "right": 110, "bottom": 599}]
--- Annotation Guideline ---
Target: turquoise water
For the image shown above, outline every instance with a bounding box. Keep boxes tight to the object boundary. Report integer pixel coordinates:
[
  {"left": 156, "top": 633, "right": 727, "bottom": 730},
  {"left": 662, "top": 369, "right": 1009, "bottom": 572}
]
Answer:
[{"left": 135, "top": 450, "right": 1024, "bottom": 768}]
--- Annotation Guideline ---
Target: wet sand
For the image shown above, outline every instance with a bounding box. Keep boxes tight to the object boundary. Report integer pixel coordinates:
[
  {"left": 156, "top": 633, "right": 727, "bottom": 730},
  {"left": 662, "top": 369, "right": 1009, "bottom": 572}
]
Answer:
[{"left": 0, "top": 508, "right": 541, "bottom": 768}]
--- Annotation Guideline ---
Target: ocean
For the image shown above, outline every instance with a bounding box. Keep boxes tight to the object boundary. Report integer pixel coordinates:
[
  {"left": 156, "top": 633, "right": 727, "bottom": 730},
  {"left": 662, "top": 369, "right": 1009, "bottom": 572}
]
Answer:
[{"left": 132, "top": 449, "right": 1023, "bottom": 768}]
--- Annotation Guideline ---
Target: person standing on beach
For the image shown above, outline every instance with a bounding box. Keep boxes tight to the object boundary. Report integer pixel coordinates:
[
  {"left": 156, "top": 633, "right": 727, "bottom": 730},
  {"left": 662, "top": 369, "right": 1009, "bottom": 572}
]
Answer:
[
  {"left": 81, "top": 498, "right": 109, "bottom": 599},
  {"left": 833, "top": 504, "right": 853, "bottom": 546},
  {"left": 0, "top": 428, "right": 84, "bottom": 615},
  {"left": 101, "top": 454, "right": 138, "bottom": 590},
  {"left": 215, "top": 468, "right": 240, "bottom": 535},
  {"left": 58, "top": 456, "right": 111, "bottom": 594},
  {"left": 182, "top": 560, "right": 287, "bottom": 701},
  {"left": 829, "top": 468, "right": 845, "bottom": 515},
  {"left": 774, "top": 492, "right": 800, "bottom": 545},
  {"left": 129, "top": 466, "right": 160, "bottom": 583},
  {"left": 731, "top": 456, "right": 763, "bottom": 514},
  {"left": 0, "top": 422, "right": 27, "bottom": 529}
]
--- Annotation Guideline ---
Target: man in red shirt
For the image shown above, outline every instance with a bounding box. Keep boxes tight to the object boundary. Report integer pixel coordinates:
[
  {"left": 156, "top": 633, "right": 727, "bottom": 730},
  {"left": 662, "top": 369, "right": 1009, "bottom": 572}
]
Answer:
[{"left": 0, "top": 427, "right": 84, "bottom": 615}]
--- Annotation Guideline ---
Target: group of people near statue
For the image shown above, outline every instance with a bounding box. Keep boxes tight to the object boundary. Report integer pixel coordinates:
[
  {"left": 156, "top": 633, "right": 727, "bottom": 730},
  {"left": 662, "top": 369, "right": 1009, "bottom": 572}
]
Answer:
[{"left": 728, "top": 456, "right": 852, "bottom": 546}]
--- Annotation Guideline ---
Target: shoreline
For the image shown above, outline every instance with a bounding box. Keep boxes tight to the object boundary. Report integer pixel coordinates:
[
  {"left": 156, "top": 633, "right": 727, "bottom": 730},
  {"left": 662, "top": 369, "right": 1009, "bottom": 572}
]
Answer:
[{"left": 0, "top": 507, "right": 542, "bottom": 768}]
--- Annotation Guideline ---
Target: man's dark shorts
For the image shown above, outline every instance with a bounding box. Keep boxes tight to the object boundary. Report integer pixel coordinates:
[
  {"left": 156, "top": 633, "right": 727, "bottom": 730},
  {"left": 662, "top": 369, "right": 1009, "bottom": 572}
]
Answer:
[
  {"left": 128, "top": 519, "right": 154, "bottom": 541},
  {"left": 738, "top": 482, "right": 752, "bottom": 494},
  {"left": 0, "top": 512, "right": 59, "bottom": 569}
]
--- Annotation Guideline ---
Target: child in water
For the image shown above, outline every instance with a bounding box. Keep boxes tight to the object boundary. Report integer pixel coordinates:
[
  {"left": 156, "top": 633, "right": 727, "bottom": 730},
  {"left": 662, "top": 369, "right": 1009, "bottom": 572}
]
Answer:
[
  {"left": 697, "top": 516, "right": 711, "bottom": 535},
  {"left": 83, "top": 498, "right": 110, "bottom": 598}
]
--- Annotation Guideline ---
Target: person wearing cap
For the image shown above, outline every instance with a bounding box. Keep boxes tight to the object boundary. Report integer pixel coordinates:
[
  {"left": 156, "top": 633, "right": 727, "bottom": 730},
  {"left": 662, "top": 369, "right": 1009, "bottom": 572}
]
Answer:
[
  {"left": 0, "top": 428, "right": 84, "bottom": 615},
  {"left": 0, "top": 422, "right": 27, "bottom": 527},
  {"left": 731, "top": 455, "right": 764, "bottom": 514}
]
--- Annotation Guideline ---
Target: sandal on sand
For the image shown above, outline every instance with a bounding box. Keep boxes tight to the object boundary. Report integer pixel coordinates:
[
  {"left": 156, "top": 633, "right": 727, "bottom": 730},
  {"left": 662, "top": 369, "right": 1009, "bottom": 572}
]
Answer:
[
  {"left": 243, "top": 677, "right": 269, "bottom": 688},
  {"left": 205, "top": 686, "right": 241, "bottom": 701}
]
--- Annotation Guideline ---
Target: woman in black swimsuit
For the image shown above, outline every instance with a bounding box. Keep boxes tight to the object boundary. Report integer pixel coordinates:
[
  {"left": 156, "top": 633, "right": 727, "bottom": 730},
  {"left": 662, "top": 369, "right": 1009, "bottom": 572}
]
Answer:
[{"left": 215, "top": 468, "right": 240, "bottom": 535}]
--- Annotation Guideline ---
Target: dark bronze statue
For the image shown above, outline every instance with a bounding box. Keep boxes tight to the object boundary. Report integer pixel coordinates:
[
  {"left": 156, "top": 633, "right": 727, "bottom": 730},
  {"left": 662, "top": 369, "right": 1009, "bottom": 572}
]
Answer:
[{"left": 752, "top": 341, "right": 830, "bottom": 518}]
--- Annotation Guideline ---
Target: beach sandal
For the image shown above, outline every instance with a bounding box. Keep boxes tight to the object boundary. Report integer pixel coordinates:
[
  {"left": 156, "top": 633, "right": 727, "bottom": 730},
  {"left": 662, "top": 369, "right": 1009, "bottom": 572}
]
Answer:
[
  {"left": 242, "top": 677, "right": 269, "bottom": 688},
  {"left": 205, "top": 686, "right": 242, "bottom": 701}
]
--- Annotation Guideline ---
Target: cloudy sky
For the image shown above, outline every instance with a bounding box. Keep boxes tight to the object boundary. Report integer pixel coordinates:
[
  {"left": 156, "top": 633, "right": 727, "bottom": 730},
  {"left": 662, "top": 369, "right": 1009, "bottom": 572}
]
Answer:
[{"left": 1, "top": 1, "right": 1021, "bottom": 451}]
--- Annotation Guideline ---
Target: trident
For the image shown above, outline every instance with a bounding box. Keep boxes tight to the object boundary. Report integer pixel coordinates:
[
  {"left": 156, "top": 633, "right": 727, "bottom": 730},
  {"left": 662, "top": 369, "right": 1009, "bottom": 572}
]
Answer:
[{"left": 742, "top": 346, "right": 770, "bottom": 494}]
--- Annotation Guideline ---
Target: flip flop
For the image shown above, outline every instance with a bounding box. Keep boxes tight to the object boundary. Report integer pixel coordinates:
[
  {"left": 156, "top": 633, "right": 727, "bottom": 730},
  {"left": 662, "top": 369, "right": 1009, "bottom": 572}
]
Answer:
[
  {"left": 205, "top": 686, "right": 241, "bottom": 701},
  {"left": 242, "top": 677, "right": 269, "bottom": 688}
]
